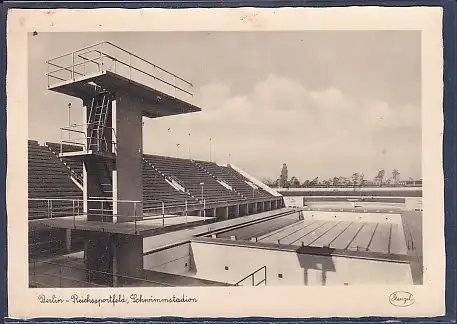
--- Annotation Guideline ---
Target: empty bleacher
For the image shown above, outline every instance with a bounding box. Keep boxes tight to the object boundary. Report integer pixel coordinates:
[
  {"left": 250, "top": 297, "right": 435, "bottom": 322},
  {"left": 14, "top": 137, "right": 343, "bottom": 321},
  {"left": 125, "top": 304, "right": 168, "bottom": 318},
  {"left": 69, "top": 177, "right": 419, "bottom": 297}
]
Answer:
[
  {"left": 142, "top": 159, "right": 199, "bottom": 210},
  {"left": 194, "top": 160, "right": 272, "bottom": 199},
  {"left": 144, "top": 154, "right": 242, "bottom": 204},
  {"left": 28, "top": 140, "right": 82, "bottom": 219},
  {"left": 46, "top": 142, "right": 83, "bottom": 184},
  {"left": 29, "top": 140, "right": 277, "bottom": 219}
]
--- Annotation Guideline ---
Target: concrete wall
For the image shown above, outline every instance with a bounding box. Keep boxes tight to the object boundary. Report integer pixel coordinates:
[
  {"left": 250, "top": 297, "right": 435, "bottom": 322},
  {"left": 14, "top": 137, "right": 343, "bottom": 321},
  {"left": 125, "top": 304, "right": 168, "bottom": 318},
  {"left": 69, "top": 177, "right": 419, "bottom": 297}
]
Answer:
[
  {"left": 302, "top": 211, "right": 403, "bottom": 224},
  {"left": 405, "top": 197, "right": 423, "bottom": 211},
  {"left": 143, "top": 243, "right": 192, "bottom": 275},
  {"left": 189, "top": 242, "right": 413, "bottom": 286},
  {"left": 284, "top": 196, "right": 304, "bottom": 207}
]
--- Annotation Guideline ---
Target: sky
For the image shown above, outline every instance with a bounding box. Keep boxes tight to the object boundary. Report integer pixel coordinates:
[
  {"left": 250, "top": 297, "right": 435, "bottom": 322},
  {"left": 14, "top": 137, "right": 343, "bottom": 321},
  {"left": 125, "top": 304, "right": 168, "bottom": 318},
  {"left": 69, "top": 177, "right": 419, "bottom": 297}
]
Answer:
[{"left": 28, "top": 31, "right": 421, "bottom": 182}]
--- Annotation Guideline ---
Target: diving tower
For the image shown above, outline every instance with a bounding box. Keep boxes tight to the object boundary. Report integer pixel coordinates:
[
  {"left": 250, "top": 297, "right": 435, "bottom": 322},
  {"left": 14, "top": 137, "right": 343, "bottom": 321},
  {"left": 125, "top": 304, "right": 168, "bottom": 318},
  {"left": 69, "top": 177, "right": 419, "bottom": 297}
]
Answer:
[{"left": 46, "top": 41, "right": 202, "bottom": 286}]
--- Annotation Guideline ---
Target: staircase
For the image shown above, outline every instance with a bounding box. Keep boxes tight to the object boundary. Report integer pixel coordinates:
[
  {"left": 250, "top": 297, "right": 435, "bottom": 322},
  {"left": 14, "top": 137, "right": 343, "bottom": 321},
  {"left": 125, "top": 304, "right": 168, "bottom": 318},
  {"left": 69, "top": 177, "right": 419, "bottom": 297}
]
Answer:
[
  {"left": 88, "top": 158, "right": 114, "bottom": 222},
  {"left": 85, "top": 91, "right": 115, "bottom": 222}
]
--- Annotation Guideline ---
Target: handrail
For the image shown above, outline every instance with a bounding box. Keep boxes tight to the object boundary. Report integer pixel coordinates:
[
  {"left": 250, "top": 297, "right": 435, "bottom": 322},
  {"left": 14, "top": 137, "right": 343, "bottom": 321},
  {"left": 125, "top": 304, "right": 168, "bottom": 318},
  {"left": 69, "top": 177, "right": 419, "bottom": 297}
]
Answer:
[
  {"left": 104, "top": 41, "right": 192, "bottom": 86},
  {"left": 46, "top": 41, "right": 193, "bottom": 93},
  {"left": 235, "top": 265, "right": 267, "bottom": 286}
]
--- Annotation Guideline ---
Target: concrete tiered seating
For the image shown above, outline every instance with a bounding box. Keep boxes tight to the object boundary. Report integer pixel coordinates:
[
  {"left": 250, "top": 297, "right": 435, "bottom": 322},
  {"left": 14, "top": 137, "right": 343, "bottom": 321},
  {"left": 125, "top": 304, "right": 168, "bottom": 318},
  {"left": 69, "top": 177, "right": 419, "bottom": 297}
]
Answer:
[
  {"left": 46, "top": 142, "right": 83, "bottom": 183},
  {"left": 142, "top": 159, "right": 199, "bottom": 210},
  {"left": 144, "top": 154, "right": 241, "bottom": 204},
  {"left": 28, "top": 140, "right": 82, "bottom": 219},
  {"left": 195, "top": 160, "right": 273, "bottom": 199}
]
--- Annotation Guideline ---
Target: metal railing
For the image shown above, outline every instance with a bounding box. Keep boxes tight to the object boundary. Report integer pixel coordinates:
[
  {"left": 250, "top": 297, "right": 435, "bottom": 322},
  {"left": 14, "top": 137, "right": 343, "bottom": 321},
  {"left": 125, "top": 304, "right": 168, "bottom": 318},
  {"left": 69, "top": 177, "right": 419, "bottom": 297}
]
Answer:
[
  {"left": 29, "top": 197, "right": 83, "bottom": 219},
  {"left": 59, "top": 122, "right": 117, "bottom": 154},
  {"left": 235, "top": 265, "right": 267, "bottom": 286},
  {"left": 46, "top": 41, "right": 193, "bottom": 100},
  {"left": 28, "top": 198, "right": 214, "bottom": 234}
]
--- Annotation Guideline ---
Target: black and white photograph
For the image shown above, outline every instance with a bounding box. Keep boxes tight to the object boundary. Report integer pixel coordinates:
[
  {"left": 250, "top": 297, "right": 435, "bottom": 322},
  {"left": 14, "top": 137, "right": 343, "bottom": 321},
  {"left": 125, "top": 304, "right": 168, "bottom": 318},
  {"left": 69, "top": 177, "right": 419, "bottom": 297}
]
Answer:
[{"left": 6, "top": 7, "right": 445, "bottom": 319}]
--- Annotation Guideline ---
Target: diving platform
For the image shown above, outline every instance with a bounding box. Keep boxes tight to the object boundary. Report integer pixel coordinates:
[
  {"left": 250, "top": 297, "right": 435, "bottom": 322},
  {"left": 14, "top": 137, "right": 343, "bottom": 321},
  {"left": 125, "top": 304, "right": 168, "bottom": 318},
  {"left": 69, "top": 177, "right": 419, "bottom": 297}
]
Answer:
[
  {"left": 58, "top": 149, "right": 116, "bottom": 160},
  {"left": 49, "top": 71, "right": 201, "bottom": 119},
  {"left": 45, "top": 41, "right": 204, "bottom": 286}
]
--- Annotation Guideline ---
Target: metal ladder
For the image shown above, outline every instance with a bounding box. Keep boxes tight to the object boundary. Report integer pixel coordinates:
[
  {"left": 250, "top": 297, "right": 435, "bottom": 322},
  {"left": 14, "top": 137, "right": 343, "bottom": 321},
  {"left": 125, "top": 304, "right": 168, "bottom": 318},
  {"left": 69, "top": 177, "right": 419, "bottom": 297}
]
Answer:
[{"left": 88, "top": 94, "right": 110, "bottom": 152}]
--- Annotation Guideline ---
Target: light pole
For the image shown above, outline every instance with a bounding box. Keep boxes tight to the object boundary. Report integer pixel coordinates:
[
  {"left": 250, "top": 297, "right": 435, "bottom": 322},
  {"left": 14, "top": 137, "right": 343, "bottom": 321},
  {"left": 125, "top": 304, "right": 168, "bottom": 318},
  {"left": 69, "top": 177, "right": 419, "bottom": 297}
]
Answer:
[
  {"left": 68, "top": 103, "right": 71, "bottom": 128},
  {"left": 229, "top": 153, "right": 231, "bottom": 164},
  {"left": 209, "top": 138, "right": 212, "bottom": 162},
  {"left": 200, "top": 182, "right": 205, "bottom": 219},
  {"left": 176, "top": 143, "right": 180, "bottom": 157},
  {"left": 200, "top": 182, "right": 204, "bottom": 202},
  {"left": 188, "top": 132, "right": 191, "bottom": 158}
]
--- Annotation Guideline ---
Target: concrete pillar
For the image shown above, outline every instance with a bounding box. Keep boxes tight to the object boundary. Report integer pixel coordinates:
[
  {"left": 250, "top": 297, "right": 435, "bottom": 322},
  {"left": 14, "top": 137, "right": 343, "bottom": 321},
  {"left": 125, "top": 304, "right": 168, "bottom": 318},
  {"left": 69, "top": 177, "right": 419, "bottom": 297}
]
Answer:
[
  {"left": 253, "top": 202, "right": 258, "bottom": 214},
  {"left": 263, "top": 201, "right": 266, "bottom": 212},
  {"left": 113, "top": 234, "right": 143, "bottom": 286},
  {"left": 213, "top": 208, "right": 217, "bottom": 218},
  {"left": 114, "top": 97, "right": 143, "bottom": 223},
  {"left": 224, "top": 206, "right": 229, "bottom": 220},
  {"left": 84, "top": 232, "right": 143, "bottom": 287},
  {"left": 234, "top": 204, "right": 240, "bottom": 218},
  {"left": 84, "top": 232, "right": 113, "bottom": 286}
]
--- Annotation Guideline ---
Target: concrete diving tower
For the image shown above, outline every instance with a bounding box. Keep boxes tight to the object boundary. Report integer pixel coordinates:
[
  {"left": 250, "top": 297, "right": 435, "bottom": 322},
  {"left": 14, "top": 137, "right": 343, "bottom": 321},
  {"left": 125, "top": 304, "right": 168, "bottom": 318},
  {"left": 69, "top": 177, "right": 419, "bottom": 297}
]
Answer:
[{"left": 46, "top": 41, "right": 202, "bottom": 286}]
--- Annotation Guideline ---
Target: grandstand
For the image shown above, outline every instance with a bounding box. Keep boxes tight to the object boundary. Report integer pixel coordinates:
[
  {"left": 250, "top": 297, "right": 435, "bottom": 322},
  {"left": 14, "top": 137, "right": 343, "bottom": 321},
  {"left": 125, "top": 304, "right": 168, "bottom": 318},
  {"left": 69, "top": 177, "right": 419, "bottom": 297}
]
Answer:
[{"left": 28, "top": 41, "right": 422, "bottom": 288}]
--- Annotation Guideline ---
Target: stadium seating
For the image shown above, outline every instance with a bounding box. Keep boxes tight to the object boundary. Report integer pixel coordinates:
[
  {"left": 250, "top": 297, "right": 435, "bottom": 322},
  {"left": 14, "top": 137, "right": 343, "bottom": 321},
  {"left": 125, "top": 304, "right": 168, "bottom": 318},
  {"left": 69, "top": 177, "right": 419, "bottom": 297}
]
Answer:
[
  {"left": 143, "top": 154, "right": 242, "bottom": 204},
  {"left": 46, "top": 142, "right": 83, "bottom": 183},
  {"left": 142, "top": 159, "right": 200, "bottom": 210},
  {"left": 194, "top": 160, "right": 272, "bottom": 199},
  {"left": 28, "top": 140, "right": 82, "bottom": 219},
  {"left": 28, "top": 140, "right": 276, "bottom": 219}
]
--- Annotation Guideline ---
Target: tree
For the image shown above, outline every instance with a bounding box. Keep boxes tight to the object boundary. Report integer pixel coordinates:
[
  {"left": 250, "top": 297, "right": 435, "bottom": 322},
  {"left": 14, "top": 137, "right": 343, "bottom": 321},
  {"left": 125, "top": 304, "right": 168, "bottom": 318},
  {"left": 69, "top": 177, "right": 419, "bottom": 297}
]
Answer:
[
  {"left": 392, "top": 169, "right": 400, "bottom": 185},
  {"left": 302, "top": 180, "right": 310, "bottom": 187},
  {"left": 351, "top": 173, "right": 359, "bottom": 186},
  {"left": 279, "top": 163, "right": 288, "bottom": 188},
  {"left": 289, "top": 176, "right": 300, "bottom": 188},
  {"left": 356, "top": 173, "right": 365, "bottom": 187},
  {"left": 374, "top": 169, "right": 385, "bottom": 186},
  {"left": 310, "top": 177, "right": 319, "bottom": 186}
]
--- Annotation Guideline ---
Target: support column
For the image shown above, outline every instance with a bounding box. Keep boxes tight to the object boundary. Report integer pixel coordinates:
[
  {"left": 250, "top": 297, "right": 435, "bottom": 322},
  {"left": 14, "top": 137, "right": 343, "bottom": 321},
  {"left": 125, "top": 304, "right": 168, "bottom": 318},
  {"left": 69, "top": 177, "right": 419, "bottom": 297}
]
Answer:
[
  {"left": 253, "top": 202, "right": 258, "bottom": 214},
  {"left": 225, "top": 206, "right": 229, "bottom": 220},
  {"left": 244, "top": 204, "right": 249, "bottom": 216},
  {"left": 114, "top": 96, "right": 143, "bottom": 223},
  {"left": 113, "top": 234, "right": 143, "bottom": 286},
  {"left": 234, "top": 205, "right": 240, "bottom": 218},
  {"left": 84, "top": 232, "right": 143, "bottom": 287},
  {"left": 85, "top": 232, "right": 113, "bottom": 286}
]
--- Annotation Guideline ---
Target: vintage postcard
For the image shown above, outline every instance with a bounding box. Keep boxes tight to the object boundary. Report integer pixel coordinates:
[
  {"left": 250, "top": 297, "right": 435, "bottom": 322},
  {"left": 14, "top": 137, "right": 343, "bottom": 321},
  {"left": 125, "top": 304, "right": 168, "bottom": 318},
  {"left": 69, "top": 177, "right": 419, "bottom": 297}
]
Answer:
[{"left": 6, "top": 6, "right": 445, "bottom": 319}]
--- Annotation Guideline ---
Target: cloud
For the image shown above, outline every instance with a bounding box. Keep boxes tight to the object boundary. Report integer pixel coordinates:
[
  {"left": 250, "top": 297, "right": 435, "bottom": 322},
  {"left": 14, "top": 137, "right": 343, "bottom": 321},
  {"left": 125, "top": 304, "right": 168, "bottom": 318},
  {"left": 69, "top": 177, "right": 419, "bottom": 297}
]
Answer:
[{"left": 145, "top": 74, "right": 421, "bottom": 181}]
